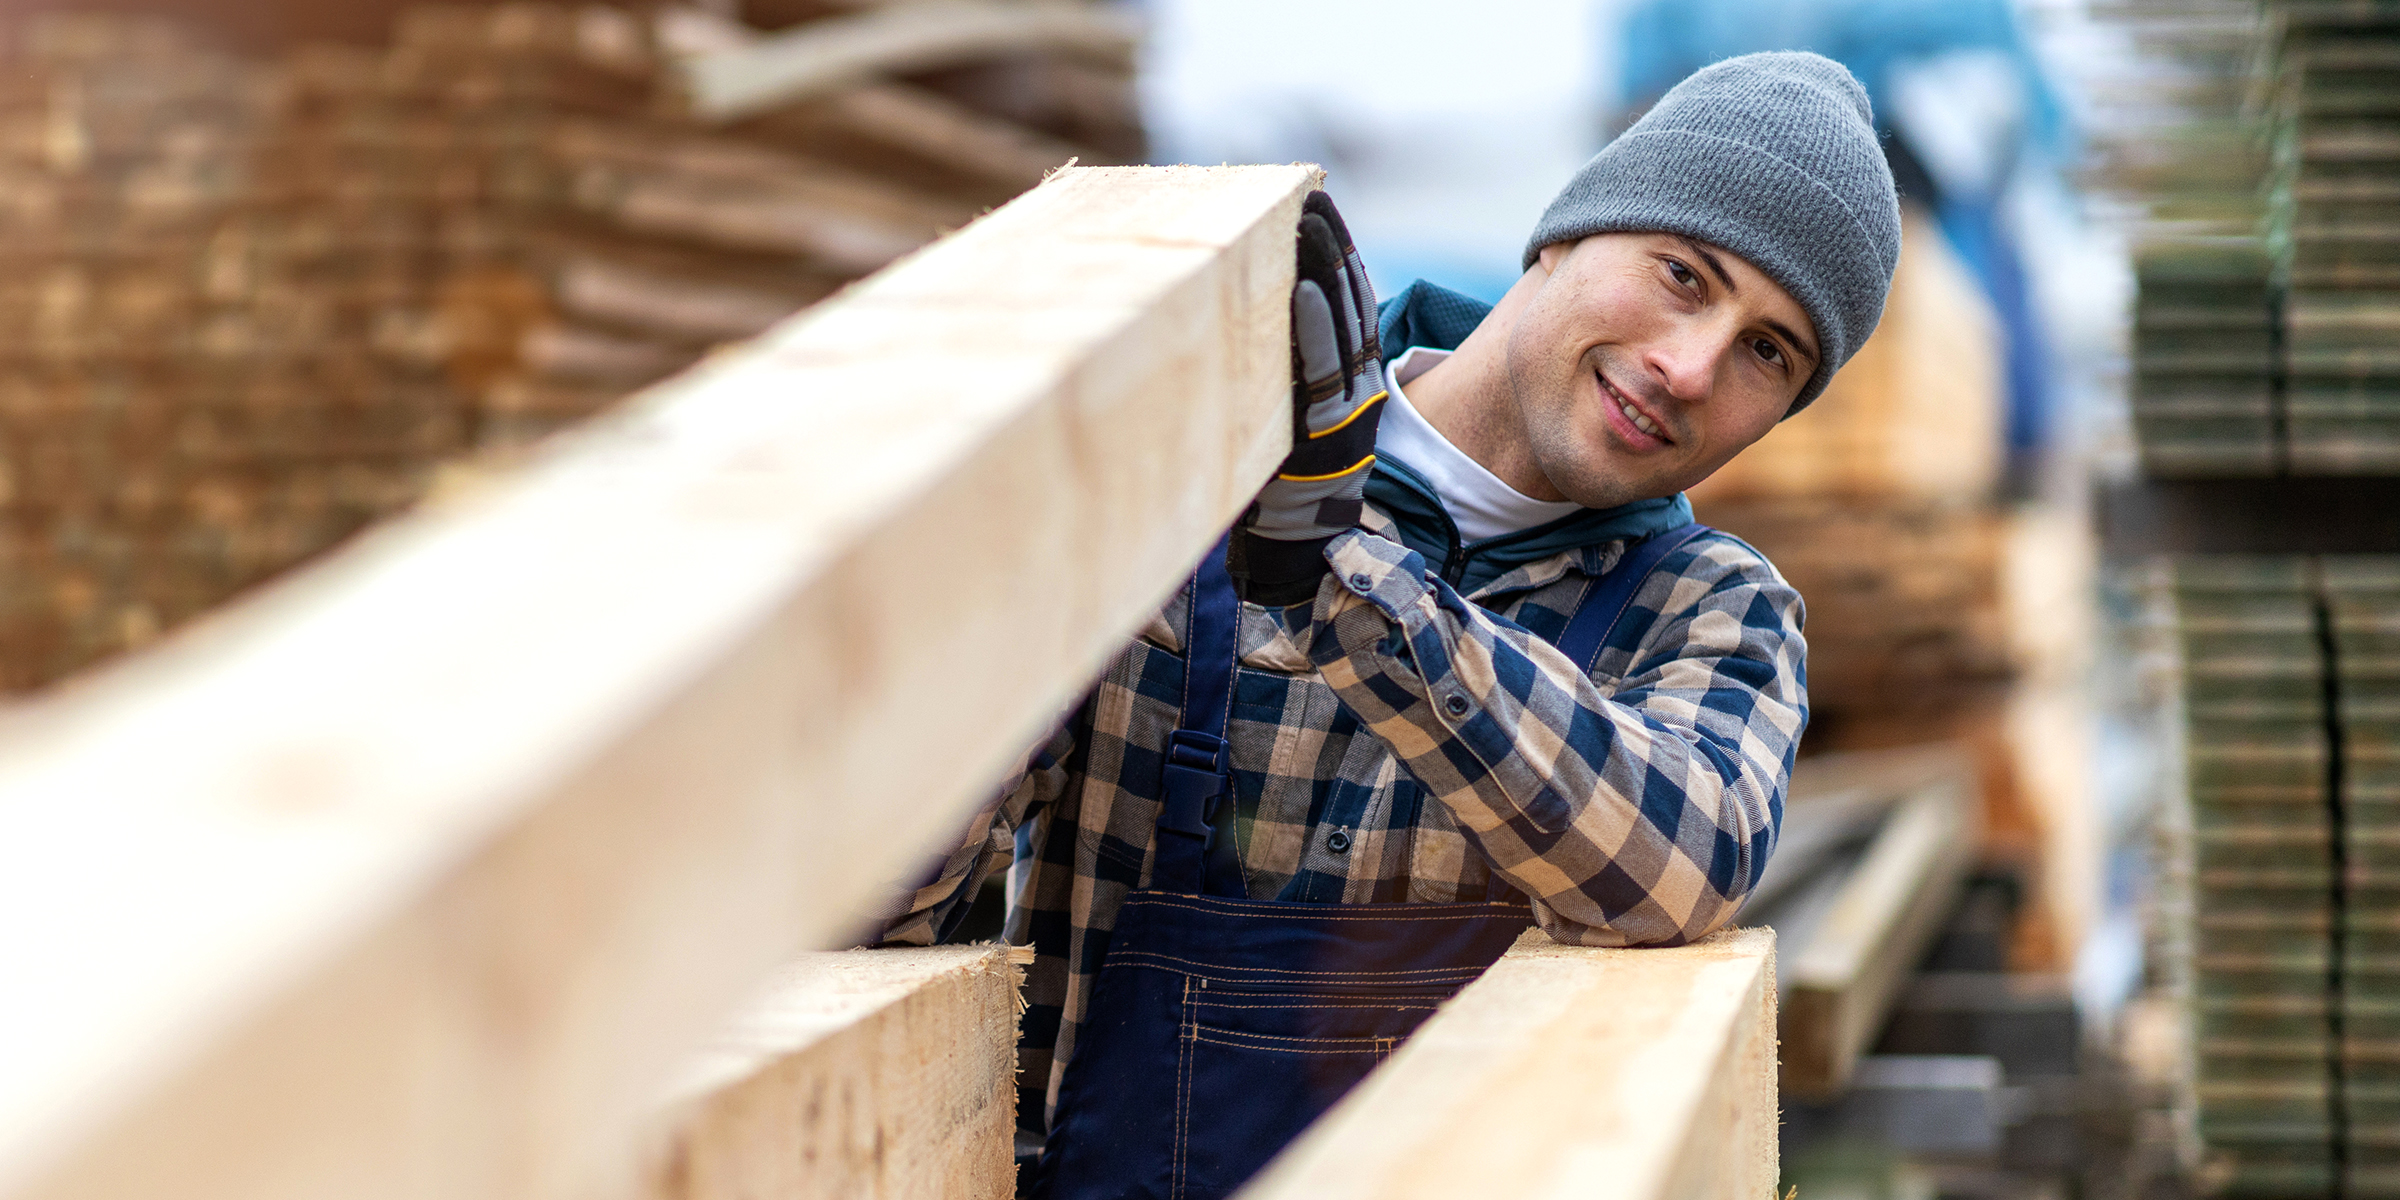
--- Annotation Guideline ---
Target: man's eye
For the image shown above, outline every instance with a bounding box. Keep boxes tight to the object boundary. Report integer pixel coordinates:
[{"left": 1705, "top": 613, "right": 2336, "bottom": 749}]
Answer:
[
  {"left": 1754, "top": 338, "right": 1784, "bottom": 365},
  {"left": 1666, "top": 260, "right": 1695, "bottom": 288}
]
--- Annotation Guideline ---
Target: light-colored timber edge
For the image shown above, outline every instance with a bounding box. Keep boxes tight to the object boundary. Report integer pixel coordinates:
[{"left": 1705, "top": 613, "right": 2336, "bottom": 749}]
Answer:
[
  {"left": 1238, "top": 927, "right": 1779, "bottom": 1200},
  {"left": 1779, "top": 759, "right": 1976, "bottom": 1099},
  {"left": 0, "top": 164, "right": 1310, "bottom": 1200},
  {"left": 682, "top": 0, "right": 1138, "bottom": 123},
  {"left": 642, "top": 944, "right": 1035, "bottom": 1200}
]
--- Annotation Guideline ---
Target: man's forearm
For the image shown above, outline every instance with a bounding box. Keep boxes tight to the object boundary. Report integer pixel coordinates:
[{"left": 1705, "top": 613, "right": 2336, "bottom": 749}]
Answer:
[
  {"left": 1304, "top": 529, "right": 1802, "bottom": 946},
  {"left": 876, "top": 721, "right": 1076, "bottom": 945}
]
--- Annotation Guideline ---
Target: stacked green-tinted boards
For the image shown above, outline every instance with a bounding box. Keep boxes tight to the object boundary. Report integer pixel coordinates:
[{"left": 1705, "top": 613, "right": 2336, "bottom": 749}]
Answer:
[
  {"left": 2167, "top": 557, "right": 2400, "bottom": 1192},
  {"left": 2336, "top": 560, "right": 2400, "bottom": 1188},
  {"left": 2114, "top": 1, "right": 2400, "bottom": 475},
  {"left": 2275, "top": 7, "right": 2400, "bottom": 471},
  {"left": 2171, "top": 559, "right": 2335, "bottom": 1192}
]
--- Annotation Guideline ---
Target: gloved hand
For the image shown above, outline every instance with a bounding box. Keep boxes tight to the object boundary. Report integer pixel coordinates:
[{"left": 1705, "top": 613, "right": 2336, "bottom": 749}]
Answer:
[{"left": 1231, "top": 191, "right": 1388, "bottom": 605}]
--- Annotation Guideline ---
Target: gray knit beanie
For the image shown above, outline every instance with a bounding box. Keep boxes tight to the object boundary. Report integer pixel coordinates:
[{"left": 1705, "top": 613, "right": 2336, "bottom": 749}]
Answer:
[{"left": 1523, "top": 51, "right": 1901, "bottom": 414}]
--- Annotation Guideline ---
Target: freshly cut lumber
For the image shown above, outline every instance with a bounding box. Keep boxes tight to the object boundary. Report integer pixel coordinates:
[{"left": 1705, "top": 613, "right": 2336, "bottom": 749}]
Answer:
[
  {"left": 642, "top": 945, "right": 1032, "bottom": 1200},
  {"left": 0, "top": 164, "right": 1308, "bottom": 1200},
  {"left": 1778, "top": 755, "right": 1978, "bottom": 1098},
  {"left": 1236, "top": 927, "right": 1779, "bottom": 1200},
  {"left": 682, "top": 1, "right": 1140, "bottom": 123}
]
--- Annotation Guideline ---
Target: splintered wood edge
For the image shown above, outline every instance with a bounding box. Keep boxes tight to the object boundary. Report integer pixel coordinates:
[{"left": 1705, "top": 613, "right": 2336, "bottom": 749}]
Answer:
[
  {"left": 1238, "top": 927, "right": 1778, "bottom": 1200},
  {"left": 0, "top": 164, "right": 1311, "bottom": 1200}
]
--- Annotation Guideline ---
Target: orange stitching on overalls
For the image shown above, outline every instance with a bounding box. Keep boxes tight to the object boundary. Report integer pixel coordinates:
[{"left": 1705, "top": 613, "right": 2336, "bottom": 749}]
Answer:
[
  {"left": 1187, "top": 1031, "right": 1395, "bottom": 1055},
  {"left": 1185, "top": 1026, "right": 1395, "bottom": 1047},
  {"left": 1123, "top": 895, "right": 1530, "bottom": 921},
  {"left": 1187, "top": 999, "right": 1441, "bottom": 1012},
  {"left": 1107, "top": 950, "right": 1485, "bottom": 978}
]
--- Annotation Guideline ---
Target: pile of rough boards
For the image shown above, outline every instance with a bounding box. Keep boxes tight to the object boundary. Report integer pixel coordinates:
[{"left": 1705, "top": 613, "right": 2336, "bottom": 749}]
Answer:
[
  {"left": 2095, "top": 0, "right": 2400, "bottom": 476},
  {"left": 0, "top": 2, "right": 1133, "bottom": 691},
  {"left": 2157, "top": 555, "right": 2400, "bottom": 1195},
  {"left": 1688, "top": 205, "right": 2100, "bottom": 971}
]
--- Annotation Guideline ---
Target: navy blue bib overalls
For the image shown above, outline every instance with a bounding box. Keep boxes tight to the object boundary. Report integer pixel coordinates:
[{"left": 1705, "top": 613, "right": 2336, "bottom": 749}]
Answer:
[{"left": 1032, "top": 524, "right": 1711, "bottom": 1200}]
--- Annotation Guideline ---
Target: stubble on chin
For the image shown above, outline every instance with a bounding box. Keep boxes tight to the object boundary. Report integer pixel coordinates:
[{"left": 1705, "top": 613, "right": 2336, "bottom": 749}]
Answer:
[{"left": 1508, "top": 343, "right": 1637, "bottom": 511}]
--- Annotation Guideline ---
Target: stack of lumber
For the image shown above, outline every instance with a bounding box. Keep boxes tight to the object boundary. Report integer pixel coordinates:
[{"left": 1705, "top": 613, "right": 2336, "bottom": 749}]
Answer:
[
  {"left": 2152, "top": 554, "right": 2400, "bottom": 1193},
  {"left": 2277, "top": 9, "right": 2400, "bottom": 474},
  {"left": 2093, "top": 0, "right": 2400, "bottom": 475},
  {"left": 0, "top": 1, "right": 1136, "bottom": 692},
  {"left": 2334, "top": 558, "right": 2400, "bottom": 1191},
  {"left": 2156, "top": 557, "right": 2337, "bottom": 1193},
  {"left": 0, "top": 19, "right": 294, "bottom": 689},
  {"left": 2087, "top": 0, "right": 2276, "bottom": 476}
]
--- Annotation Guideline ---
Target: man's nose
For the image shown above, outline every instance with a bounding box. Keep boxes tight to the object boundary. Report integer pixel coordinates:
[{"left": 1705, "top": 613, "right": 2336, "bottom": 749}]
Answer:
[{"left": 1642, "top": 326, "right": 1721, "bottom": 406}]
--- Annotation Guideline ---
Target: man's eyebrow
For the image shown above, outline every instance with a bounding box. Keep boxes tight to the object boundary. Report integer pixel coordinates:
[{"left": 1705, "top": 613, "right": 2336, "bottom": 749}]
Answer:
[
  {"left": 1763, "top": 317, "right": 1820, "bottom": 368},
  {"left": 1667, "top": 234, "right": 1819, "bottom": 367},
  {"left": 1670, "top": 235, "right": 1738, "bottom": 293}
]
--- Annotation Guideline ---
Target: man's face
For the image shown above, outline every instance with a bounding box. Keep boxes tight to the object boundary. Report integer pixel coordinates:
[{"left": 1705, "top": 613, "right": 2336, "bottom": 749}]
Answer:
[{"left": 1503, "top": 232, "right": 1819, "bottom": 509}]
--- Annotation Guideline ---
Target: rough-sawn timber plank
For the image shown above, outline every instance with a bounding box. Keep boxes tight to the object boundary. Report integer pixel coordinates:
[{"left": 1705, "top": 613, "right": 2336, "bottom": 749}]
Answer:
[
  {"left": 1779, "top": 759, "right": 1976, "bottom": 1099},
  {"left": 0, "top": 164, "right": 1308, "bottom": 1200},
  {"left": 643, "top": 945, "right": 1032, "bottom": 1200},
  {"left": 1237, "top": 927, "right": 1779, "bottom": 1200}
]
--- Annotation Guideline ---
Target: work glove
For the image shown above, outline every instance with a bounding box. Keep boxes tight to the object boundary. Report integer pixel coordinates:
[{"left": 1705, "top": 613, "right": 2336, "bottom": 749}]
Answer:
[{"left": 1231, "top": 191, "right": 1388, "bottom": 606}]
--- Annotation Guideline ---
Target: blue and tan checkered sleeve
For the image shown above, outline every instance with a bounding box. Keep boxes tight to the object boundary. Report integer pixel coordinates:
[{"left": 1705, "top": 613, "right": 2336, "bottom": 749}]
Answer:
[
  {"left": 1310, "top": 528, "right": 1805, "bottom": 946},
  {"left": 878, "top": 719, "right": 1079, "bottom": 946}
]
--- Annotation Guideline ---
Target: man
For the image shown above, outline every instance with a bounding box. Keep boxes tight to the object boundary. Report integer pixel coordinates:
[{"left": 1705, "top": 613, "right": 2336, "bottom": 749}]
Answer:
[{"left": 884, "top": 51, "right": 1901, "bottom": 1199}]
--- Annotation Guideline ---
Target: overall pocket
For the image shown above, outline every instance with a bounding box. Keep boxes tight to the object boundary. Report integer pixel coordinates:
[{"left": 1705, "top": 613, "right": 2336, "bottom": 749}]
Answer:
[{"left": 1171, "top": 979, "right": 1447, "bottom": 1198}]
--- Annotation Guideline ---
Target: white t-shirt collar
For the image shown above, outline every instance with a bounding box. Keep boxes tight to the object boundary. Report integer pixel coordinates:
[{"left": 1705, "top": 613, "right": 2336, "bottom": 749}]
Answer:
[{"left": 1375, "top": 346, "right": 1582, "bottom": 543}]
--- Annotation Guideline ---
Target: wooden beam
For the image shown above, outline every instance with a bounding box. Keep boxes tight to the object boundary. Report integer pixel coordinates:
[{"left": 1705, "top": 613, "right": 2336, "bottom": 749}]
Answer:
[
  {"left": 680, "top": 1, "right": 1139, "bottom": 124},
  {"left": 640, "top": 945, "right": 1032, "bottom": 1200},
  {"left": 0, "top": 164, "right": 1308, "bottom": 1200},
  {"left": 1777, "top": 757, "right": 1977, "bottom": 1098},
  {"left": 1237, "top": 928, "right": 1779, "bottom": 1200}
]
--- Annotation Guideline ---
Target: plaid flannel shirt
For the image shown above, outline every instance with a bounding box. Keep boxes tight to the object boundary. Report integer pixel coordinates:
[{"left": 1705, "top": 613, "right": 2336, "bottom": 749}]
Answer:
[
  {"left": 882, "top": 507, "right": 1805, "bottom": 1127},
  {"left": 881, "top": 280, "right": 1805, "bottom": 1132}
]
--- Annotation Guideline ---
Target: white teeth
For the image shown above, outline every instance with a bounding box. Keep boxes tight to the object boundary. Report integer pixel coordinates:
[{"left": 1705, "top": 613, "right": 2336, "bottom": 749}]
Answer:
[{"left": 1612, "top": 387, "right": 1666, "bottom": 441}]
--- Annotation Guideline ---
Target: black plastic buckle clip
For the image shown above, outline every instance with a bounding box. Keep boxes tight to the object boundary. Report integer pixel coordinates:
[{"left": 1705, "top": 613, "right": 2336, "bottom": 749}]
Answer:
[{"left": 1159, "top": 729, "right": 1228, "bottom": 841}]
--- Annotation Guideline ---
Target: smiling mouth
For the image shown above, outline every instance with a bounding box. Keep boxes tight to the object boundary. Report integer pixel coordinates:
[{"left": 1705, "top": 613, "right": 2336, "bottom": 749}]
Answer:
[{"left": 1598, "top": 370, "right": 1673, "bottom": 444}]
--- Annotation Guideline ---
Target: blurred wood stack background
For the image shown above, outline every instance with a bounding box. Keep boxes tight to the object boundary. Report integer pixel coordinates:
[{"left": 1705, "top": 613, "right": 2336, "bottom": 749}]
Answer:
[
  {"left": 0, "top": 1, "right": 1136, "bottom": 693},
  {"left": 1688, "top": 204, "right": 2100, "bottom": 969}
]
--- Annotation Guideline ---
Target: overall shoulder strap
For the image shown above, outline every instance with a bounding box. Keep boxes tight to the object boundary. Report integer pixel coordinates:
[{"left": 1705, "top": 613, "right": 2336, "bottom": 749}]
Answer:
[
  {"left": 1550, "top": 524, "right": 1712, "bottom": 676},
  {"left": 1153, "top": 532, "right": 1246, "bottom": 897}
]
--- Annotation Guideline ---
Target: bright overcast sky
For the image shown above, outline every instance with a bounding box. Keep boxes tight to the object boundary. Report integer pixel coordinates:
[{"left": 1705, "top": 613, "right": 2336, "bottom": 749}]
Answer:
[{"left": 1137, "top": 0, "right": 1623, "bottom": 298}]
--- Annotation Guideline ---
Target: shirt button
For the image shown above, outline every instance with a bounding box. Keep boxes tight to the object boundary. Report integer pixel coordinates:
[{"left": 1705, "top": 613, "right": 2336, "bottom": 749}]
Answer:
[
  {"left": 1349, "top": 573, "right": 1373, "bottom": 590},
  {"left": 1444, "top": 694, "right": 1470, "bottom": 716},
  {"left": 1326, "top": 829, "right": 1352, "bottom": 854}
]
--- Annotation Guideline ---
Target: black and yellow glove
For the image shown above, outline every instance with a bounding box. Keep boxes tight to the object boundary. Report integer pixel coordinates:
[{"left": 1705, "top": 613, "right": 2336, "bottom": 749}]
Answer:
[{"left": 1231, "top": 191, "right": 1388, "bottom": 605}]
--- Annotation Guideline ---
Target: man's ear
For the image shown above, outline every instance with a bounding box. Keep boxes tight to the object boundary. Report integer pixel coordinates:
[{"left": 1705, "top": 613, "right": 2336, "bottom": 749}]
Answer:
[{"left": 1535, "top": 241, "right": 1571, "bottom": 273}]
